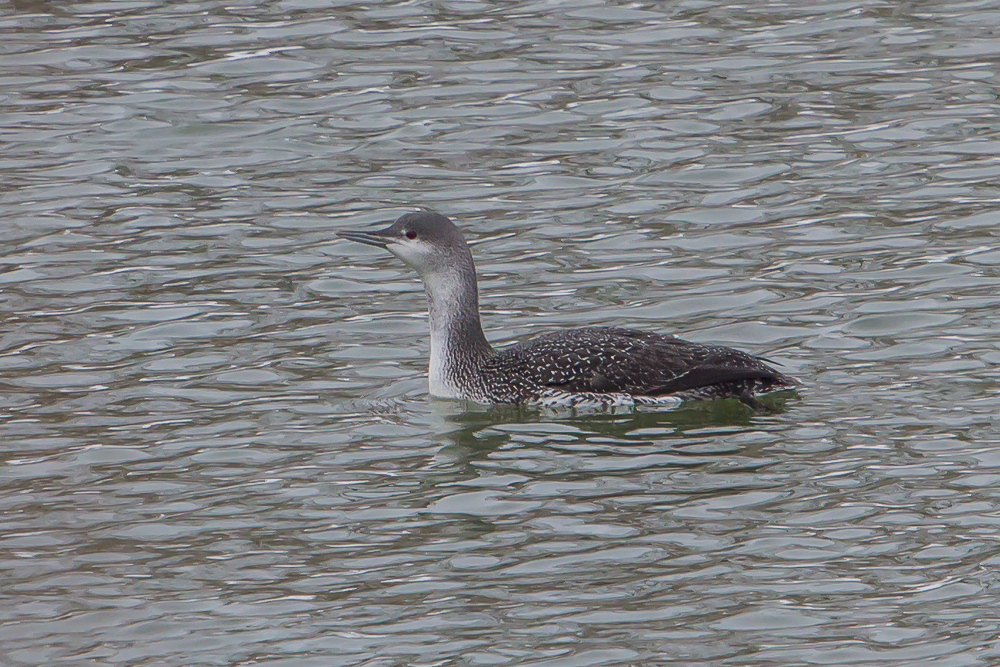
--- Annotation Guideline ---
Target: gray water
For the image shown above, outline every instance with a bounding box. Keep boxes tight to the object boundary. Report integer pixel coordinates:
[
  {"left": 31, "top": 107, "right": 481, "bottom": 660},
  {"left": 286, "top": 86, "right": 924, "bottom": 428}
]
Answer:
[{"left": 2, "top": 1, "right": 1000, "bottom": 665}]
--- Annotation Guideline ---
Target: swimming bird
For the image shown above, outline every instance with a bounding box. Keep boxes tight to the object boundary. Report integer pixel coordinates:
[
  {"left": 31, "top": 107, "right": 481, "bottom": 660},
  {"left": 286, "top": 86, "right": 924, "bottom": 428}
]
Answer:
[{"left": 338, "top": 211, "right": 794, "bottom": 408}]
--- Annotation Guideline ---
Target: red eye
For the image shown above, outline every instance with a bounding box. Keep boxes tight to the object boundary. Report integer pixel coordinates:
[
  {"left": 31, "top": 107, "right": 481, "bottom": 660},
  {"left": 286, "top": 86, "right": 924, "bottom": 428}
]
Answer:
[{"left": 405, "top": 230, "right": 418, "bottom": 240}]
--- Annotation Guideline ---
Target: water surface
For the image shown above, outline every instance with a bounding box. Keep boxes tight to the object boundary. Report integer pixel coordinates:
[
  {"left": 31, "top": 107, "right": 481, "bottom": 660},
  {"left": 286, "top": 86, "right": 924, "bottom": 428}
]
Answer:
[{"left": 2, "top": 1, "right": 1000, "bottom": 665}]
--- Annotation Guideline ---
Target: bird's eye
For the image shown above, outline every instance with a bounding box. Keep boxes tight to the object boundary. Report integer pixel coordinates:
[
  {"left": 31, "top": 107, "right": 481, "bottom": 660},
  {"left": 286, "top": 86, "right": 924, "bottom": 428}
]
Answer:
[{"left": 405, "top": 230, "right": 418, "bottom": 240}]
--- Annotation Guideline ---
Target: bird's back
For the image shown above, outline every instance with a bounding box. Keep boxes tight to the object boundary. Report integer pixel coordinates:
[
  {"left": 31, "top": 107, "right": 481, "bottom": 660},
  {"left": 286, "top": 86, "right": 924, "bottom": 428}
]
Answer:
[{"left": 471, "top": 327, "right": 792, "bottom": 405}]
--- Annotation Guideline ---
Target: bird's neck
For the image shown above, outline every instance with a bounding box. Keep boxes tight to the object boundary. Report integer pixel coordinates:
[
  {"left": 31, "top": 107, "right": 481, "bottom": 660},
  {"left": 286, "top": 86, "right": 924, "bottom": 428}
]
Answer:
[{"left": 423, "top": 262, "right": 493, "bottom": 398}]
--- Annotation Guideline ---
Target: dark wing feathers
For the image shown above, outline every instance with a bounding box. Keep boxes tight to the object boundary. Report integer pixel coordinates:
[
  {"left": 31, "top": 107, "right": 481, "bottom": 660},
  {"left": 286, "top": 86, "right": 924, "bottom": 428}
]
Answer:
[
  {"left": 648, "top": 365, "right": 780, "bottom": 395},
  {"left": 484, "top": 327, "right": 790, "bottom": 401}
]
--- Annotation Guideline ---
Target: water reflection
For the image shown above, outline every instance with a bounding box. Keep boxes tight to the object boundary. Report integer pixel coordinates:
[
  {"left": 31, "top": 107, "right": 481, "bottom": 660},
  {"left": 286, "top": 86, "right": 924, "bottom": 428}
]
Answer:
[
  {"left": 445, "top": 393, "right": 794, "bottom": 440},
  {"left": 2, "top": 0, "right": 1000, "bottom": 665}
]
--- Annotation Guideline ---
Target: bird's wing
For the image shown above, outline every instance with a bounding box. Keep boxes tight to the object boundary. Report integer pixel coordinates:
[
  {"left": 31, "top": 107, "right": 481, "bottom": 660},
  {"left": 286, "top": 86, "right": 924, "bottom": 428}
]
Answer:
[{"left": 493, "top": 327, "right": 783, "bottom": 397}]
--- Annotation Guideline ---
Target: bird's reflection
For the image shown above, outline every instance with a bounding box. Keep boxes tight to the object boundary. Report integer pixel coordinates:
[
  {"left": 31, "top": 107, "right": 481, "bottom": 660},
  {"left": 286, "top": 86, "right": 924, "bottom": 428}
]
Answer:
[
  {"left": 12, "top": 0, "right": 54, "bottom": 12},
  {"left": 432, "top": 390, "right": 797, "bottom": 457}
]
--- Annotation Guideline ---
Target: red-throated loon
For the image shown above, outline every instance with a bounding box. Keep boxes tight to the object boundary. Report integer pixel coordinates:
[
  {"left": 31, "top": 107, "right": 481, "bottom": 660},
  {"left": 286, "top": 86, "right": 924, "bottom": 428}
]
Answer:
[{"left": 338, "top": 211, "right": 795, "bottom": 408}]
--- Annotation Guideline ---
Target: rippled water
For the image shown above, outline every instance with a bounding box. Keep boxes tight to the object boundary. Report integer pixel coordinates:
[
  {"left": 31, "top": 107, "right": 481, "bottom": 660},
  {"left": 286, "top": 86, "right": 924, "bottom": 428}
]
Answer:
[{"left": 3, "top": 1, "right": 1000, "bottom": 665}]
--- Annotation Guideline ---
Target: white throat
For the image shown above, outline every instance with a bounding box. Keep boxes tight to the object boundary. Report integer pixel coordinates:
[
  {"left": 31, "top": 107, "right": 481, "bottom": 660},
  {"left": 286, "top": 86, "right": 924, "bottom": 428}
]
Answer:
[
  {"left": 419, "top": 265, "right": 491, "bottom": 399},
  {"left": 424, "top": 269, "right": 471, "bottom": 399}
]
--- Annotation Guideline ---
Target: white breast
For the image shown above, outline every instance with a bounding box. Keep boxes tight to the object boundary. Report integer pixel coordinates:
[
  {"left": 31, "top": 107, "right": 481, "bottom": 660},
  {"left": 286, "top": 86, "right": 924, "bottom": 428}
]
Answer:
[
  {"left": 427, "top": 319, "right": 464, "bottom": 398},
  {"left": 427, "top": 349, "right": 462, "bottom": 398}
]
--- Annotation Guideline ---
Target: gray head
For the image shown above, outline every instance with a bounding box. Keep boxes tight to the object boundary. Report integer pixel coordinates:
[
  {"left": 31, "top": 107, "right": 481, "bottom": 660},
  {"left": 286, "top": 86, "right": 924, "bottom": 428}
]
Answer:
[
  {"left": 338, "top": 210, "right": 493, "bottom": 367},
  {"left": 338, "top": 211, "right": 473, "bottom": 277}
]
